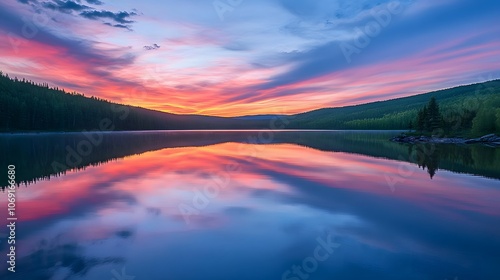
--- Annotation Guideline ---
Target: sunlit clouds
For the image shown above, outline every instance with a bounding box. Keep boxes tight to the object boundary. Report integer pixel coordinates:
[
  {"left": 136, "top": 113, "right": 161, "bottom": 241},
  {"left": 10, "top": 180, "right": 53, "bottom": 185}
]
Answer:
[{"left": 0, "top": 0, "right": 499, "bottom": 116}]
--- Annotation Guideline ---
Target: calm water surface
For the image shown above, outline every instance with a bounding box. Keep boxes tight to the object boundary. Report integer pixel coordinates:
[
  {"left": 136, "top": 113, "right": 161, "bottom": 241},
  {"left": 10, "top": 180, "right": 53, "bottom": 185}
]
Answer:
[{"left": 1, "top": 131, "right": 499, "bottom": 280}]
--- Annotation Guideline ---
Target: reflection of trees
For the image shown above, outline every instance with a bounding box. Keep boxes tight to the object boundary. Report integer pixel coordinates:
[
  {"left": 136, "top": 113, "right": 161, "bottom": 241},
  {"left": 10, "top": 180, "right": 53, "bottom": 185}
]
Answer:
[
  {"left": 472, "top": 145, "right": 497, "bottom": 167},
  {"left": 296, "top": 132, "right": 499, "bottom": 180},
  {"left": 407, "top": 142, "right": 498, "bottom": 179},
  {"left": 1, "top": 131, "right": 499, "bottom": 188},
  {"left": 411, "top": 144, "right": 441, "bottom": 179},
  {"left": 0, "top": 131, "right": 252, "bottom": 188}
]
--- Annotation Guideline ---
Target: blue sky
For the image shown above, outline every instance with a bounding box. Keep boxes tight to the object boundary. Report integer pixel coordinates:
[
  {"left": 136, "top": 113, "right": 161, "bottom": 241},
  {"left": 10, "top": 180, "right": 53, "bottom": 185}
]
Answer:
[{"left": 0, "top": 0, "right": 499, "bottom": 116}]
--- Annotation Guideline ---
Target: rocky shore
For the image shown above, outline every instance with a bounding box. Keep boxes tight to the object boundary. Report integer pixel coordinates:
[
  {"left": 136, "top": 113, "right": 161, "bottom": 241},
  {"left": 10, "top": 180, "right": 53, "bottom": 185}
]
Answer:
[{"left": 390, "top": 133, "right": 500, "bottom": 147}]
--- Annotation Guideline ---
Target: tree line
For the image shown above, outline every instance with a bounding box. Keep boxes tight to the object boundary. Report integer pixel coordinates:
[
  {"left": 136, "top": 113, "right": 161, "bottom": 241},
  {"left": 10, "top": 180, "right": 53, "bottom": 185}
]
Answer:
[
  {"left": 0, "top": 71, "right": 267, "bottom": 132},
  {"left": 413, "top": 96, "right": 500, "bottom": 137},
  {"left": 286, "top": 79, "right": 500, "bottom": 135},
  {"left": 1, "top": 70, "right": 499, "bottom": 134}
]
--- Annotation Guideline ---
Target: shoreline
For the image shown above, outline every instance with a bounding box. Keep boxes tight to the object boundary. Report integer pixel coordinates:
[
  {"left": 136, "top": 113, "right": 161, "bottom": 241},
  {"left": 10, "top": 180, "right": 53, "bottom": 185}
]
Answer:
[
  {"left": 390, "top": 133, "right": 500, "bottom": 147},
  {"left": 0, "top": 129, "right": 406, "bottom": 135}
]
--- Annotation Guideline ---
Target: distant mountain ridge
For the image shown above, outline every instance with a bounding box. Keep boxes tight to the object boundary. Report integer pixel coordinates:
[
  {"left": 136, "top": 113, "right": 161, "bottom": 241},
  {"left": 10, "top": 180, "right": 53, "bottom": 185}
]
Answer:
[
  {"left": 234, "top": 114, "right": 283, "bottom": 121},
  {"left": 1, "top": 70, "right": 499, "bottom": 132}
]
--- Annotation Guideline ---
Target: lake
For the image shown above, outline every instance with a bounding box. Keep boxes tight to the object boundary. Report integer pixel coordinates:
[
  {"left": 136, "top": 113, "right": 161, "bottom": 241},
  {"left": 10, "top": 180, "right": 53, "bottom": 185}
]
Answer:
[{"left": 1, "top": 130, "right": 500, "bottom": 280}]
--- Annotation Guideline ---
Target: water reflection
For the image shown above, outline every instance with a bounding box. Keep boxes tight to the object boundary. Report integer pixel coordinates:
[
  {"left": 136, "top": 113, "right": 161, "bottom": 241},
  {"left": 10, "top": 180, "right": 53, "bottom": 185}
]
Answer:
[
  {"left": 0, "top": 131, "right": 499, "bottom": 280},
  {"left": 1, "top": 131, "right": 499, "bottom": 188},
  {"left": 21, "top": 239, "right": 124, "bottom": 279}
]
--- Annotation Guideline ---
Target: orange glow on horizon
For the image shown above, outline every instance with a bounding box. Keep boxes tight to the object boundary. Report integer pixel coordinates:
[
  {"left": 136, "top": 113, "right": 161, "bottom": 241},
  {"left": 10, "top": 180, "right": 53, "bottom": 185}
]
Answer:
[{"left": 1, "top": 30, "right": 499, "bottom": 117}]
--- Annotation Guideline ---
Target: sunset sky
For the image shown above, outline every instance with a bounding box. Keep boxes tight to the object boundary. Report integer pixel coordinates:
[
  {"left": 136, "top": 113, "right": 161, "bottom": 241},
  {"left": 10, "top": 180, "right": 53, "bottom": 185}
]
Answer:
[{"left": 0, "top": 0, "right": 499, "bottom": 116}]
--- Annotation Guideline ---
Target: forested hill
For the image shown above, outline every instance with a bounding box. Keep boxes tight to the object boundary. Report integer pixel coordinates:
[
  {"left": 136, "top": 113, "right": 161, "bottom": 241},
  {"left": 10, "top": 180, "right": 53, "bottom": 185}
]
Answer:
[
  {"left": 287, "top": 79, "right": 500, "bottom": 134},
  {"left": 0, "top": 72, "right": 270, "bottom": 132},
  {"left": 1, "top": 70, "right": 499, "bottom": 133}
]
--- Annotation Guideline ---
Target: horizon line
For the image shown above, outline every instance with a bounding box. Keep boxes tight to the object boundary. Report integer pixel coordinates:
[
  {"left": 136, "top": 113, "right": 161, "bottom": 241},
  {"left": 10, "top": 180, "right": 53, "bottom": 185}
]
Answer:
[{"left": 2, "top": 71, "right": 498, "bottom": 118}]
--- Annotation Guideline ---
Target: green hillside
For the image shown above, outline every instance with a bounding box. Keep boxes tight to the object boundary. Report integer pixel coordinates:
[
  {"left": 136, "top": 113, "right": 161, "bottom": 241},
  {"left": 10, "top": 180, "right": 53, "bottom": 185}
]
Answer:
[
  {"left": 288, "top": 80, "right": 500, "bottom": 136},
  {"left": 1, "top": 69, "right": 499, "bottom": 134}
]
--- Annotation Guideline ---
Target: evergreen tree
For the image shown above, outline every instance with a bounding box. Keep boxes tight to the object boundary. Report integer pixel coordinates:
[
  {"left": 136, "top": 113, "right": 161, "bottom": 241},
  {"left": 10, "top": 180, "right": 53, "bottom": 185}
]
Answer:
[
  {"left": 414, "top": 97, "right": 444, "bottom": 133},
  {"left": 422, "top": 106, "right": 430, "bottom": 132},
  {"left": 426, "top": 97, "right": 442, "bottom": 132},
  {"left": 416, "top": 107, "right": 426, "bottom": 132}
]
